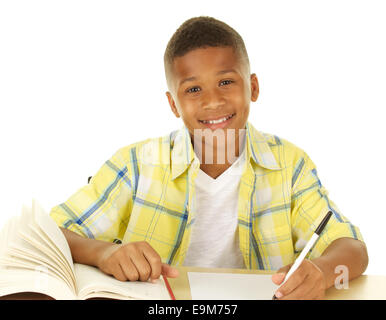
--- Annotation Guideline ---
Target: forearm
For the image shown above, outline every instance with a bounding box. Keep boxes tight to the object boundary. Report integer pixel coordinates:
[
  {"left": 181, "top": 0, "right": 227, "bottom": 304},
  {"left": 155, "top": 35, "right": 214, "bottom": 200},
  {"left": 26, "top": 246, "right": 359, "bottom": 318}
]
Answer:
[
  {"left": 312, "top": 237, "right": 369, "bottom": 289},
  {"left": 60, "top": 227, "right": 114, "bottom": 267}
]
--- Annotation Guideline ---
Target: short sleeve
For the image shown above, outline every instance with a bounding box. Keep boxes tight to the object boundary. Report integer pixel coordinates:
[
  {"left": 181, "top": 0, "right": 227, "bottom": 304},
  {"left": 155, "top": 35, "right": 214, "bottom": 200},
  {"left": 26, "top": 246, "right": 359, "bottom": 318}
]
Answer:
[
  {"left": 290, "top": 152, "right": 364, "bottom": 260},
  {"left": 49, "top": 147, "right": 133, "bottom": 243}
]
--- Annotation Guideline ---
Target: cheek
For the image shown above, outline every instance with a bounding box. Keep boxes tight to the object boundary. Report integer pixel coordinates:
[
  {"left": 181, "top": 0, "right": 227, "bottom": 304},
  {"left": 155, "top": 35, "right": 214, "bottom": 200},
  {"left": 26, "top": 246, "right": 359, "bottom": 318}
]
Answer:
[
  {"left": 232, "top": 91, "right": 249, "bottom": 113},
  {"left": 175, "top": 95, "right": 193, "bottom": 115},
  {"left": 176, "top": 102, "right": 199, "bottom": 124},
  {"left": 181, "top": 103, "right": 197, "bottom": 117},
  {"left": 232, "top": 93, "right": 250, "bottom": 125},
  {"left": 229, "top": 83, "right": 249, "bottom": 104}
]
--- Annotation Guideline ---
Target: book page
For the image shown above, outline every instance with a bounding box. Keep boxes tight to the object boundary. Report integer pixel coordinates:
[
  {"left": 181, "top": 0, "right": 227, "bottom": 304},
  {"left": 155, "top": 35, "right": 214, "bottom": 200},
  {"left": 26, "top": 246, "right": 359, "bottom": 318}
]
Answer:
[
  {"left": 28, "top": 225, "right": 74, "bottom": 280},
  {"left": 0, "top": 215, "right": 13, "bottom": 257},
  {"left": 0, "top": 268, "right": 75, "bottom": 300},
  {"left": 187, "top": 272, "right": 278, "bottom": 300},
  {"left": 0, "top": 215, "right": 17, "bottom": 259},
  {"left": 0, "top": 201, "right": 77, "bottom": 297},
  {"left": 32, "top": 200, "right": 74, "bottom": 274},
  {"left": 15, "top": 231, "right": 75, "bottom": 283},
  {"left": 16, "top": 202, "right": 76, "bottom": 288},
  {"left": 4, "top": 246, "right": 73, "bottom": 289},
  {"left": 74, "top": 263, "right": 170, "bottom": 300},
  {"left": 0, "top": 207, "right": 74, "bottom": 289}
]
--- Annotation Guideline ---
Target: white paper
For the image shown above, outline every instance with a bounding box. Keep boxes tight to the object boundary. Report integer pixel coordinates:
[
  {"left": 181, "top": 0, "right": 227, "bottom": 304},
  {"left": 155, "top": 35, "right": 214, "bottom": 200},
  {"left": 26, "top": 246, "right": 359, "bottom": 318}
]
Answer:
[
  {"left": 188, "top": 272, "right": 278, "bottom": 300},
  {"left": 74, "top": 263, "right": 171, "bottom": 300}
]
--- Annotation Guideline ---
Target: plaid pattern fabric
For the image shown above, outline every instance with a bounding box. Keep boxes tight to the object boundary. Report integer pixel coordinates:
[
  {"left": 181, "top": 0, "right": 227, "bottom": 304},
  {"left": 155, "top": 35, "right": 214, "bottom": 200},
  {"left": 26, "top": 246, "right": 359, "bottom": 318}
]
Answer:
[{"left": 49, "top": 121, "right": 364, "bottom": 270}]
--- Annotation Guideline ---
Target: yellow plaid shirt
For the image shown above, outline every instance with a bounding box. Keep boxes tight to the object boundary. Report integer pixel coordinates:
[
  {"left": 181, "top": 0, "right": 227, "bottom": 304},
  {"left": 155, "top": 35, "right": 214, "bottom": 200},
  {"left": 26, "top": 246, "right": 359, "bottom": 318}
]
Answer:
[{"left": 50, "top": 121, "right": 364, "bottom": 270}]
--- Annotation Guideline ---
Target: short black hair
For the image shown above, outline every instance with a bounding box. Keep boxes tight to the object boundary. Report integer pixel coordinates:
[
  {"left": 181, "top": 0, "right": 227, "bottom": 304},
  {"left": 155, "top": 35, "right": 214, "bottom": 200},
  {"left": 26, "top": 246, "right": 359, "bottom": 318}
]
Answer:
[{"left": 164, "top": 16, "right": 250, "bottom": 90}]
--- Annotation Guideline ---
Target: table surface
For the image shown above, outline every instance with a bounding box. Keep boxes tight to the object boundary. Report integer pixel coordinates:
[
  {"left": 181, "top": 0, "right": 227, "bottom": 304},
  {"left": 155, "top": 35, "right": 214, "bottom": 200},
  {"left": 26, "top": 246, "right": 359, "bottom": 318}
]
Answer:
[
  {"left": 1, "top": 266, "right": 385, "bottom": 300},
  {"left": 169, "top": 267, "right": 386, "bottom": 300}
]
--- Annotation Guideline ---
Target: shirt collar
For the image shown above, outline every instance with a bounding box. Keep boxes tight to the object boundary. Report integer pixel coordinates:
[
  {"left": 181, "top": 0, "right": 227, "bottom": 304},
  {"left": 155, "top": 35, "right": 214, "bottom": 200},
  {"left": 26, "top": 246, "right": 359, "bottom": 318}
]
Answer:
[
  {"left": 244, "top": 121, "right": 282, "bottom": 171},
  {"left": 170, "top": 121, "right": 281, "bottom": 180}
]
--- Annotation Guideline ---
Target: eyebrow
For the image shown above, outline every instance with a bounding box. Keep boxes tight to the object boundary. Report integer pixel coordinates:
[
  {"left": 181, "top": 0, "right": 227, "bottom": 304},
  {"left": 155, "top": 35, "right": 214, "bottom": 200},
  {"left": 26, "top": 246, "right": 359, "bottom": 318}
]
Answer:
[{"left": 179, "top": 69, "right": 237, "bottom": 86}]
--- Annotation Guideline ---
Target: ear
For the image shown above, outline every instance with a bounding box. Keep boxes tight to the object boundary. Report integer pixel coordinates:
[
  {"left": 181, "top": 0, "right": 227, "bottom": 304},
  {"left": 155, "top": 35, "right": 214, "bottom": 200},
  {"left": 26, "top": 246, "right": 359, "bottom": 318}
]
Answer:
[
  {"left": 166, "top": 91, "right": 180, "bottom": 118},
  {"left": 250, "top": 73, "right": 259, "bottom": 102}
]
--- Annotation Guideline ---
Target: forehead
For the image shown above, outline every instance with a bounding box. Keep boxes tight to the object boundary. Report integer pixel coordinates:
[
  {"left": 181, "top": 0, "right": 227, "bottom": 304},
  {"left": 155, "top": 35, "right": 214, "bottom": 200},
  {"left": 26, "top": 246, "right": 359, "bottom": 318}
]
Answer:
[{"left": 172, "top": 46, "right": 243, "bottom": 81}]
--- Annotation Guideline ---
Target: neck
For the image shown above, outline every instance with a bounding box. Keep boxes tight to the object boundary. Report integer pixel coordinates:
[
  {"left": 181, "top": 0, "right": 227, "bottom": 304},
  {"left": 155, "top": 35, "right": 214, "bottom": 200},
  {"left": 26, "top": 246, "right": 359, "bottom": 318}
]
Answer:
[{"left": 192, "top": 129, "right": 246, "bottom": 179}]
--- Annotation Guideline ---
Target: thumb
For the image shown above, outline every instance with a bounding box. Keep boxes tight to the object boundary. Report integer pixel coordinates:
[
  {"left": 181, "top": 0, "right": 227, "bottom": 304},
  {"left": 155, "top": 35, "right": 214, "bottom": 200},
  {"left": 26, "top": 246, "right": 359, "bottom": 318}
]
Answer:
[
  {"left": 271, "top": 264, "right": 292, "bottom": 285},
  {"left": 161, "top": 263, "right": 179, "bottom": 278}
]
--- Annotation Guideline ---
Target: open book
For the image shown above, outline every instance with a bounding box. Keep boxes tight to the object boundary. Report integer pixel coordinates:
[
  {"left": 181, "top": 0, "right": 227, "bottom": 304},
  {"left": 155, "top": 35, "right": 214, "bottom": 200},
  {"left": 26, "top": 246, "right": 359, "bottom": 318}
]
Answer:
[{"left": 0, "top": 200, "right": 171, "bottom": 300}]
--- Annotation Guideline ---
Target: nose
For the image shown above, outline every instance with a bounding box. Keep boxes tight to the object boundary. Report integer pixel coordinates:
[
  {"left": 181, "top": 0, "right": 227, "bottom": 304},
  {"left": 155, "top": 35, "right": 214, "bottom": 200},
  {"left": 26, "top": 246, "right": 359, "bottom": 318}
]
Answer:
[{"left": 201, "top": 88, "right": 225, "bottom": 110}]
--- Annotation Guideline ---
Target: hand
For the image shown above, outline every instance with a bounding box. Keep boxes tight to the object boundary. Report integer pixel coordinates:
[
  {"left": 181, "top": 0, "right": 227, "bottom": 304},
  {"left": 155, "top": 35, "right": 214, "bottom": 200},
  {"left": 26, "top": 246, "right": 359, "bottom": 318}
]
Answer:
[
  {"left": 271, "top": 259, "right": 326, "bottom": 300},
  {"left": 96, "top": 241, "right": 179, "bottom": 282}
]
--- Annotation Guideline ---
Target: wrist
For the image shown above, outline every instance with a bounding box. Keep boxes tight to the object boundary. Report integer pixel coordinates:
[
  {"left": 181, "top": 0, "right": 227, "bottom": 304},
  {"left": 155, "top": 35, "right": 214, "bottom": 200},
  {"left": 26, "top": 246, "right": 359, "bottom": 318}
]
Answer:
[
  {"left": 73, "top": 237, "right": 115, "bottom": 267},
  {"left": 92, "top": 240, "right": 117, "bottom": 268},
  {"left": 61, "top": 227, "right": 118, "bottom": 268},
  {"left": 311, "top": 256, "right": 336, "bottom": 289}
]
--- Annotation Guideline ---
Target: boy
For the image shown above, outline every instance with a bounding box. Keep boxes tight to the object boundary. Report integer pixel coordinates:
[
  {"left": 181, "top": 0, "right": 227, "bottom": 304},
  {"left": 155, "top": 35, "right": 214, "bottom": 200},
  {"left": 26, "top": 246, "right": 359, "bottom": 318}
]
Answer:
[{"left": 50, "top": 16, "right": 368, "bottom": 300}]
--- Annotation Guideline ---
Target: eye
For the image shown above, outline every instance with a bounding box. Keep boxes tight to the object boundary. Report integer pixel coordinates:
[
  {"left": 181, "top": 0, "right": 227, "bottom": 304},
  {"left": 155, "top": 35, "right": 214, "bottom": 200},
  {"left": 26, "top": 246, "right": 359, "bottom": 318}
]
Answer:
[
  {"left": 220, "top": 79, "right": 234, "bottom": 86},
  {"left": 186, "top": 86, "right": 201, "bottom": 93}
]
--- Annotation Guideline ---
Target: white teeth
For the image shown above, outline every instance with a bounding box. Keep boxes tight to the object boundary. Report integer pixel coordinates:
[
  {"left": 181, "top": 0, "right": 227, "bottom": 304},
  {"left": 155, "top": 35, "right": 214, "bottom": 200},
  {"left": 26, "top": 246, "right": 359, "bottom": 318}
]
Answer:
[
  {"left": 201, "top": 114, "right": 234, "bottom": 124},
  {"left": 209, "top": 117, "right": 226, "bottom": 124}
]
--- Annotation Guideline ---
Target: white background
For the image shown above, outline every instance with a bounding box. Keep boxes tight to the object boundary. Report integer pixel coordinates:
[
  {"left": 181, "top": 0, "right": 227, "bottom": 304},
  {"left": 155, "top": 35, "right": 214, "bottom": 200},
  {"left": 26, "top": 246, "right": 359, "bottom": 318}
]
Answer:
[{"left": 0, "top": 0, "right": 385, "bottom": 275}]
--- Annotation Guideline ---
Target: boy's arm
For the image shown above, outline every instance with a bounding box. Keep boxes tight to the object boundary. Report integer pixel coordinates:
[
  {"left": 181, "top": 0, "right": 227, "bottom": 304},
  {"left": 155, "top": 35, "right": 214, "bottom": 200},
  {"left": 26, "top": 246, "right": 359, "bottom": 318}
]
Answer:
[
  {"left": 272, "top": 237, "right": 368, "bottom": 299},
  {"left": 290, "top": 152, "right": 365, "bottom": 259},
  {"left": 60, "top": 227, "right": 111, "bottom": 267},
  {"left": 52, "top": 147, "right": 178, "bottom": 281},
  {"left": 272, "top": 151, "right": 367, "bottom": 299},
  {"left": 60, "top": 227, "right": 179, "bottom": 282},
  {"left": 313, "top": 236, "right": 368, "bottom": 288}
]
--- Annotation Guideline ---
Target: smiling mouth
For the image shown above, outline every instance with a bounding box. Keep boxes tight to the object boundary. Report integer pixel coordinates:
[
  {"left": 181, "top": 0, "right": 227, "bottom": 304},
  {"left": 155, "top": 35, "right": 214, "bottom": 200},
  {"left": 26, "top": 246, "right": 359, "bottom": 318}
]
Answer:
[{"left": 198, "top": 113, "right": 236, "bottom": 124}]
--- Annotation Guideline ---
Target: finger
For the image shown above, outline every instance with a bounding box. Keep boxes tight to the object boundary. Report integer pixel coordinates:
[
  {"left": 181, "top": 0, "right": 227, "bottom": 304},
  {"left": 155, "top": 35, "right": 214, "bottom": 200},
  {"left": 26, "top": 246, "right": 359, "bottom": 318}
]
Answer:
[
  {"left": 271, "top": 273, "right": 286, "bottom": 285},
  {"left": 119, "top": 257, "right": 140, "bottom": 282},
  {"left": 307, "top": 284, "right": 325, "bottom": 300},
  {"left": 279, "top": 274, "right": 316, "bottom": 300},
  {"left": 161, "top": 263, "right": 179, "bottom": 278},
  {"left": 275, "top": 267, "right": 307, "bottom": 298},
  {"left": 142, "top": 247, "right": 162, "bottom": 281},
  {"left": 277, "top": 264, "right": 292, "bottom": 274},
  {"left": 129, "top": 250, "right": 152, "bottom": 282},
  {"left": 312, "top": 289, "right": 326, "bottom": 300},
  {"left": 271, "top": 264, "right": 292, "bottom": 285},
  {"left": 110, "top": 261, "right": 127, "bottom": 282}
]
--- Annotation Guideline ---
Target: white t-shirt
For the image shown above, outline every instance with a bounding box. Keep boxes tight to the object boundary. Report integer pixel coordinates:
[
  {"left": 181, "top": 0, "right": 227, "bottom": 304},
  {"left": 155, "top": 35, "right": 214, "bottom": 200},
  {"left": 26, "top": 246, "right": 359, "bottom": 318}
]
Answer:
[{"left": 183, "top": 145, "right": 246, "bottom": 269}]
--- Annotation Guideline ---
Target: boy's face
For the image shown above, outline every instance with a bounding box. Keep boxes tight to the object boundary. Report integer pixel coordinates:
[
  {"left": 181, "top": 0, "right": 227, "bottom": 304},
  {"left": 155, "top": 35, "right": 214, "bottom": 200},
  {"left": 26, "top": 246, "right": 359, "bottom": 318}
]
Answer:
[{"left": 166, "top": 46, "right": 259, "bottom": 139}]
